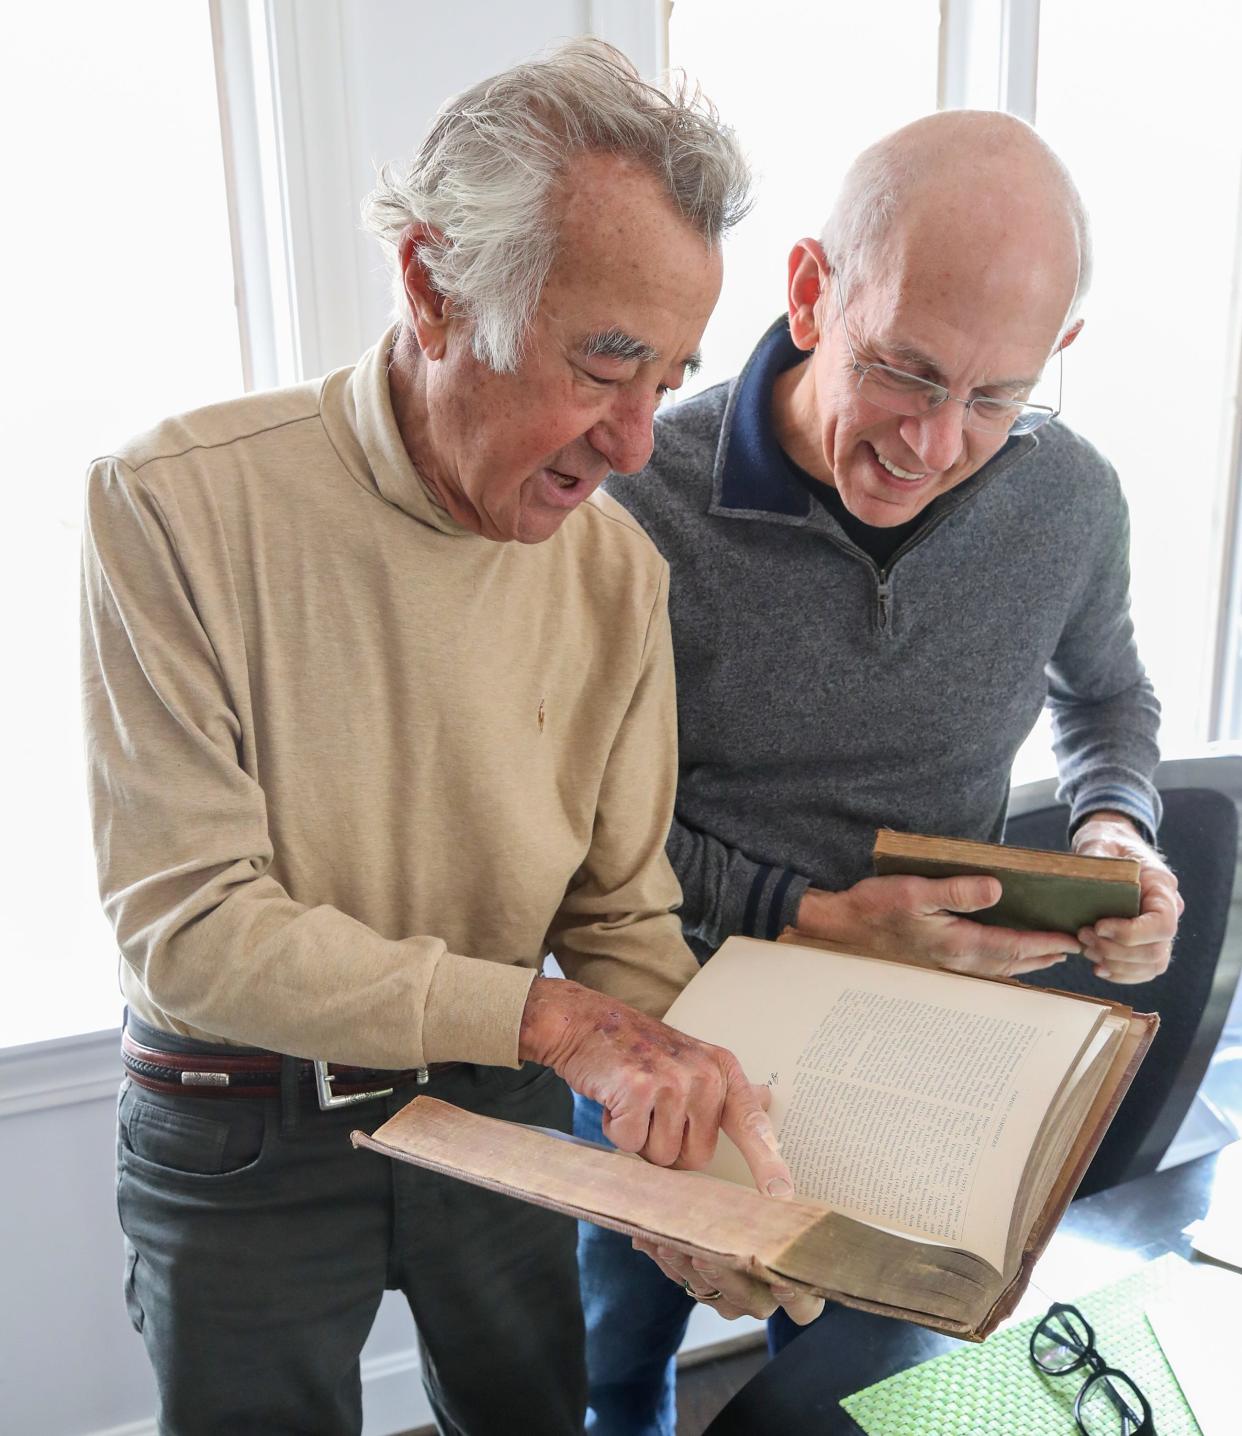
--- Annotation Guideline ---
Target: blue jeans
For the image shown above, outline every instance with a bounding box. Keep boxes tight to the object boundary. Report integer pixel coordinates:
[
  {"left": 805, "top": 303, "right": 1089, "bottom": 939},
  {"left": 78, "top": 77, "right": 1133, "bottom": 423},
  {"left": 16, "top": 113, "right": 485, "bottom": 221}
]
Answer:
[{"left": 573, "top": 1093, "right": 694, "bottom": 1436}]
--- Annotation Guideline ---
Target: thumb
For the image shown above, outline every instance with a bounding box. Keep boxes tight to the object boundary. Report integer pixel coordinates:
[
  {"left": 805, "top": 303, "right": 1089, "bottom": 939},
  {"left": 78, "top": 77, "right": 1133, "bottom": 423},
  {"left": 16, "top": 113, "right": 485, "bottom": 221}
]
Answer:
[
  {"left": 931, "top": 874, "right": 1003, "bottom": 915},
  {"left": 720, "top": 1067, "right": 794, "bottom": 1199}
]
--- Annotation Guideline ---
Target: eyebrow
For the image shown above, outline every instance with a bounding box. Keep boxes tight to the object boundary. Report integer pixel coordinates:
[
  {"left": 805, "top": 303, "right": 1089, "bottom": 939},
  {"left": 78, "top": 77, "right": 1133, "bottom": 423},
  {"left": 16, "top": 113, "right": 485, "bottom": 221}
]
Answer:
[
  {"left": 864, "top": 336, "right": 1037, "bottom": 394},
  {"left": 579, "top": 328, "right": 702, "bottom": 376}
]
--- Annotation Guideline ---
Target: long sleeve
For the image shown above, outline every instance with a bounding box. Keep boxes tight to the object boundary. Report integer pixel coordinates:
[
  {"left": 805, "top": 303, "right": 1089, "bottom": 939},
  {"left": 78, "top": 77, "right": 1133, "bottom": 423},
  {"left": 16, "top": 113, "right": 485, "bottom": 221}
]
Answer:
[
  {"left": 82, "top": 456, "right": 536, "bottom": 1071},
  {"left": 546, "top": 567, "right": 700, "bottom": 1017},
  {"left": 1046, "top": 470, "right": 1162, "bottom": 842},
  {"left": 666, "top": 816, "right": 810, "bottom": 954}
]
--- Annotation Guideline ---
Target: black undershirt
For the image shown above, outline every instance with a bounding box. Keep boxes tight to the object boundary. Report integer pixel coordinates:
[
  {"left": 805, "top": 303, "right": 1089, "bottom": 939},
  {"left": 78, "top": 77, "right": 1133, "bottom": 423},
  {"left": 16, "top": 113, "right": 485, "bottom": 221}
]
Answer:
[{"left": 782, "top": 451, "right": 932, "bottom": 570}]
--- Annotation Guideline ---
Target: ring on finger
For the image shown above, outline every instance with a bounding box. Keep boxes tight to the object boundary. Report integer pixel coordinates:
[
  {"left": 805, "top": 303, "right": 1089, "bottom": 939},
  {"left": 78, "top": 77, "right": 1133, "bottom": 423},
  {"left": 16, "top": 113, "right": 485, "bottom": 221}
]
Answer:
[{"left": 682, "top": 1278, "right": 725, "bottom": 1302}]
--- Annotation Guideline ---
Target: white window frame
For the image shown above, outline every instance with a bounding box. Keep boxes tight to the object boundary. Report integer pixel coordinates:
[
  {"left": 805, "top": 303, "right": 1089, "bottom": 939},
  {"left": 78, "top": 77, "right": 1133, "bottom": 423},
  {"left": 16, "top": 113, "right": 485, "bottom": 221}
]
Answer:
[
  {"left": 1210, "top": 195, "right": 1242, "bottom": 739},
  {"left": 941, "top": 0, "right": 1242, "bottom": 748},
  {"left": 939, "top": 0, "right": 1040, "bottom": 117},
  {"left": 210, "top": 0, "right": 299, "bottom": 389},
  {"left": 211, "top": 0, "right": 369, "bottom": 386},
  {"left": 210, "top": 0, "right": 668, "bottom": 393}
]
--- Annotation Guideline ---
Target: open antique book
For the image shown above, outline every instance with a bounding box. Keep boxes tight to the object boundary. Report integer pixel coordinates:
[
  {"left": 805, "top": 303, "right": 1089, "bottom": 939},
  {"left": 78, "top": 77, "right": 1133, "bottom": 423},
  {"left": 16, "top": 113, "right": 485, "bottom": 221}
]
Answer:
[{"left": 352, "top": 935, "right": 1156, "bottom": 1340}]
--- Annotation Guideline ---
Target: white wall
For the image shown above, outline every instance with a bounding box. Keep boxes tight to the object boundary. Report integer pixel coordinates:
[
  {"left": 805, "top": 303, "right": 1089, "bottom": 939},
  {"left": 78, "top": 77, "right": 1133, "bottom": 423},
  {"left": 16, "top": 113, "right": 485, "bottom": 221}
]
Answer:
[{"left": 1, "top": 5, "right": 752, "bottom": 1433}]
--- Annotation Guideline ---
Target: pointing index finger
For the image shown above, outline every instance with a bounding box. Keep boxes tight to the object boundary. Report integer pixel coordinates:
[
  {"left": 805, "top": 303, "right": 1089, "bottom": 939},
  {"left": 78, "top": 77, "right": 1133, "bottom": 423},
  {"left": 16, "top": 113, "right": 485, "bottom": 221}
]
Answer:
[{"left": 720, "top": 1069, "right": 794, "bottom": 1199}]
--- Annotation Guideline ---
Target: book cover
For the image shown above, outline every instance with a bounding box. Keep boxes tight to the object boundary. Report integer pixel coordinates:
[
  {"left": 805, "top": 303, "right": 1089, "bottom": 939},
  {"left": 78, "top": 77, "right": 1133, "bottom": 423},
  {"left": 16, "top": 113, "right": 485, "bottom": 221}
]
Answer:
[{"left": 872, "top": 828, "right": 1141, "bottom": 934}]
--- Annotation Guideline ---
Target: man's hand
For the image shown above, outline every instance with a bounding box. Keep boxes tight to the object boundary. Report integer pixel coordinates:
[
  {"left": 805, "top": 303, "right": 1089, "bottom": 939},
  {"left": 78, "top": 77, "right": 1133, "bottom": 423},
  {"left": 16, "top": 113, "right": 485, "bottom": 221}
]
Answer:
[
  {"left": 631, "top": 1238, "right": 825, "bottom": 1327},
  {"left": 797, "top": 876, "right": 1079, "bottom": 978},
  {"left": 518, "top": 978, "right": 794, "bottom": 1197},
  {"left": 1072, "top": 811, "right": 1182, "bottom": 983}
]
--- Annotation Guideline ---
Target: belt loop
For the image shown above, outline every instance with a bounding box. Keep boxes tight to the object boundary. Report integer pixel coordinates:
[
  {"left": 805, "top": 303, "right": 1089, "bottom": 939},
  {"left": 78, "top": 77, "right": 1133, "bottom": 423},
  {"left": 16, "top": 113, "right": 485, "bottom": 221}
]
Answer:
[{"left": 279, "top": 1055, "right": 301, "bottom": 1138}]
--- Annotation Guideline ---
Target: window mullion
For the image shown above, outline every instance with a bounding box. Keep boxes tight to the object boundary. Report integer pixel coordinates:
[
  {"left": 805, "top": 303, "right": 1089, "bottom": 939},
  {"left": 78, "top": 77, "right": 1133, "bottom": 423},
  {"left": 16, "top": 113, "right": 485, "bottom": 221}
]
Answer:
[
  {"left": 1209, "top": 165, "right": 1242, "bottom": 739},
  {"left": 585, "top": 0, "right": 666, "bottom": 76},
  {"left": 209, "top": 0, "right": 299, "bottom": 390},
  {"left": 940, "top": 0, "right": 1040, "bottom": 119},
  {"left": 999, "top": 0, "right": 1041, "bottom": 122}
]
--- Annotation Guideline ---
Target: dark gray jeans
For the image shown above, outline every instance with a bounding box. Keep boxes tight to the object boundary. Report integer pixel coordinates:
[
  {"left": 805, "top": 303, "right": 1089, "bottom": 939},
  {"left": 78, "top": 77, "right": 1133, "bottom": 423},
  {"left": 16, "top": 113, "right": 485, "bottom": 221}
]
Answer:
[{"left": 116, "top": 1016, "right": 585, "bottom": 1436}]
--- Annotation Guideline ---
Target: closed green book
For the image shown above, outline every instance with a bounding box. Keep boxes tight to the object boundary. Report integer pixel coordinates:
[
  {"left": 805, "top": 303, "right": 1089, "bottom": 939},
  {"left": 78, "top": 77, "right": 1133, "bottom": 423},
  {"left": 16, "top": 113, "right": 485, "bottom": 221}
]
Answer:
[{"left": 872, "top": 829, "right": 1141, "bottom": 935}]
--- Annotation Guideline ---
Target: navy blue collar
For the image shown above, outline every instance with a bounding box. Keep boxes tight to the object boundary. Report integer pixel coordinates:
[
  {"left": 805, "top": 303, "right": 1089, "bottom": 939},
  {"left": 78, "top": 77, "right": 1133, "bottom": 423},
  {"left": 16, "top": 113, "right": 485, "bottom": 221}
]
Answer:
[
  {"left": 715, "top": 319, "right": 811, "bottom": 517},
  {"left": 709, "top": 316, "right": 1035, "bottom": 522}
]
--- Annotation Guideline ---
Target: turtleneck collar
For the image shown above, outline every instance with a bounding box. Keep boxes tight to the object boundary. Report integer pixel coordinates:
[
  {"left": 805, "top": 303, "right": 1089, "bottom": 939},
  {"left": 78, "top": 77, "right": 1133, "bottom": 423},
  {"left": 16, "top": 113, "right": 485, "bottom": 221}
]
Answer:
[{"left": 320, "top": 325, "right": 476, "bottom": 537}]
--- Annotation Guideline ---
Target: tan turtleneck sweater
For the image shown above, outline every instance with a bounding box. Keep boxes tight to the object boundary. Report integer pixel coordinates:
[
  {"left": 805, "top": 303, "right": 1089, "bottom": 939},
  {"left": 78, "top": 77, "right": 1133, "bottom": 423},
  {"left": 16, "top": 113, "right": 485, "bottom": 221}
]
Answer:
[{"left": 80, "top": 330, "right": 698, "bottom": 1070}]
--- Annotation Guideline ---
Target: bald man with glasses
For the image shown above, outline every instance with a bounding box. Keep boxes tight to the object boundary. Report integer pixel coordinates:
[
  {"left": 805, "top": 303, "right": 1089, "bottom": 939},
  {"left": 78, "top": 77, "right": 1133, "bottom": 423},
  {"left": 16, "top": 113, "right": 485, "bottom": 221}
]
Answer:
[{"left": 574, "top": 109, "right": 1182, "bottom": 1436}]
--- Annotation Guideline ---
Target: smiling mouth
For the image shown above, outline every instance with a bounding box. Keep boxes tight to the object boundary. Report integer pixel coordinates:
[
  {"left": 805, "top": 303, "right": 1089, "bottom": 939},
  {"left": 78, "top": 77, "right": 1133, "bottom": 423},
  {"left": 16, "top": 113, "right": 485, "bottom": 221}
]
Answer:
[{"left": 873, "top": 448, "right": 927, "bottom": 482}]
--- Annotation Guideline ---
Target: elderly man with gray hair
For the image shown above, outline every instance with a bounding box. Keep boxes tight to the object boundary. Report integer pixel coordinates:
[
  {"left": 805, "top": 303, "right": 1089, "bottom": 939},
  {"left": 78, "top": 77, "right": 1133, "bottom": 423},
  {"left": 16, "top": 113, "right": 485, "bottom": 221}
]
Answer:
[
  {"left": 579, "top": 109, "right": 1183, "bottom": 1434},
  {"left": 82, "top": 41, "right": 817, "bottom": 1436}
]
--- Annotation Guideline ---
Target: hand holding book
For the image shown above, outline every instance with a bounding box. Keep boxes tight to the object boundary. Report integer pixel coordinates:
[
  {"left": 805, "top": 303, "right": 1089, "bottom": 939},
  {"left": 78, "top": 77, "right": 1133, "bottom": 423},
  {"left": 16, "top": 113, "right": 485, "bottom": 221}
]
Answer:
[
  {"left": 1071, "top": 811, "right": 1182, "bottom": 984},
  {"left": 795, "top": 871, "right": 1080, "bottom": 980},
  {"left": 633, "top": 1236, "right": 824, "bottom": 1326},
  {"left": 869, "top": 823, "right": 1179, "bottom": 985}
]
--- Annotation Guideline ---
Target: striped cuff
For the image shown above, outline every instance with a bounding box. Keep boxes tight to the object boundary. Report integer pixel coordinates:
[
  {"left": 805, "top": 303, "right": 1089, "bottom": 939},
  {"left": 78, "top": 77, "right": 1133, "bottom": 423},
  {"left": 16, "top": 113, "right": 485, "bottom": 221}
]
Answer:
[
  {"left": 1069, "top": 785, "right": 1159, "bottom": 848},
  {"left": 741, "top": 864, "right": 811, "bottom": 941}
]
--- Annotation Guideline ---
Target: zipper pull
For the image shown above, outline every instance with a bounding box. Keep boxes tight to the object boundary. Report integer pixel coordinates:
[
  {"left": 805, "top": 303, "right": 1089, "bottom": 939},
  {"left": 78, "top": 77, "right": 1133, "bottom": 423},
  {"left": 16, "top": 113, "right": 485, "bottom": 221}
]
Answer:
[{"left": 877, "top": 576, "right": 892, "bottom": 633}]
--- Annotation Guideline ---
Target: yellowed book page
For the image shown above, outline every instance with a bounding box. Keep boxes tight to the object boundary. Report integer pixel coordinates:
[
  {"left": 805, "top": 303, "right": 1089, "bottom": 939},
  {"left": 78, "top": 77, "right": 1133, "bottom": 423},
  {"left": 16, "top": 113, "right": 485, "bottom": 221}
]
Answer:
[
  {"left": 1006, "top": 1014, "right": 1127, "bottom": 1255},
  {"left": 663, "top": 936, "right": 1107, "bottom": 1271}
]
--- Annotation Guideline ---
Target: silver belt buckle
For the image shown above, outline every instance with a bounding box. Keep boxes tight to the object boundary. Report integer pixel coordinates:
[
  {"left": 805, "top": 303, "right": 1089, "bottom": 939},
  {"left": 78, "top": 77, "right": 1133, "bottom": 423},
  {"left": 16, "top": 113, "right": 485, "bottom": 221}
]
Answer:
[{"left": 312, "top": 1059, "right": 397, "bottom": 1110}]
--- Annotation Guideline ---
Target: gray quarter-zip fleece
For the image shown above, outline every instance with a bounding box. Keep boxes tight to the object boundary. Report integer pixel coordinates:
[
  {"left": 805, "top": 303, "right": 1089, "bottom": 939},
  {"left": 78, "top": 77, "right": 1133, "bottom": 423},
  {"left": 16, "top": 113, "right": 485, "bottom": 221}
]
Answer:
[{"left": 607, "top": 318, "right": 1161, "bottom": 958}]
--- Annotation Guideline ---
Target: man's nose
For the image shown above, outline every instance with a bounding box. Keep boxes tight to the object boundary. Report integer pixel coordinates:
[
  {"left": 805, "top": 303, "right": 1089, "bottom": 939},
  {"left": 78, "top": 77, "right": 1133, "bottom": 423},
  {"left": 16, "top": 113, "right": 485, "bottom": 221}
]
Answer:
[
  {"left": 590, "top": 390, "right": 658, "bottom": 476},
  {"left": 900, "top": 400, "right": 967, "bottom": 474}
]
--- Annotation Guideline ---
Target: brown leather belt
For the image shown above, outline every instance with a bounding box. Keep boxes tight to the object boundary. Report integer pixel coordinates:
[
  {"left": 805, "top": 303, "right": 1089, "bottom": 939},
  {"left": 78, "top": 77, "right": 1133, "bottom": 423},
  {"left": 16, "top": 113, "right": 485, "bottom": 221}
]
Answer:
[{"left": 121, "top": 1028, "right": 455, "bottom": 1102}]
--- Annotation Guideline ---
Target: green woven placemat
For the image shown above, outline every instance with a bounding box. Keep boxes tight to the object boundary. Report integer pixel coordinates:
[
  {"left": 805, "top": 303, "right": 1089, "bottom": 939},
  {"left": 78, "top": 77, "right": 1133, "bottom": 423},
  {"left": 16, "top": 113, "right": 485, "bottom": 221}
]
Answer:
[{"left": 841, "top": 1254, "right": 1200, "bottom": 1435}]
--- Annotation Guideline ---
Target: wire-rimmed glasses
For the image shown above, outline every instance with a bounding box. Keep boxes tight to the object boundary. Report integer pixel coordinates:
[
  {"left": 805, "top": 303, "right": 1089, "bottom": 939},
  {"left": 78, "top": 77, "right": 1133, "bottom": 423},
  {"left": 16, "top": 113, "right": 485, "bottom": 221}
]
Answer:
[
  {"left": 1029, "top": 1302, "right": 1156, "bottom": 1435},
  {"left": 831, "top": 271, "right": 1062, "bottom": 436}
]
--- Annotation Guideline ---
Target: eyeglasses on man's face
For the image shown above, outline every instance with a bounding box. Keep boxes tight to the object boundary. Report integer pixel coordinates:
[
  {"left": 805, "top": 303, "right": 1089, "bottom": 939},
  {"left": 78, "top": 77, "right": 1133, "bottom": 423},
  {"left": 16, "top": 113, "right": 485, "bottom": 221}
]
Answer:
[
  {"left": 1029, "top": 1301, "right": 1156, "bottom": 1435},
  {"left": 831, "top": 271, "right": 1062, "bottom": 437}
]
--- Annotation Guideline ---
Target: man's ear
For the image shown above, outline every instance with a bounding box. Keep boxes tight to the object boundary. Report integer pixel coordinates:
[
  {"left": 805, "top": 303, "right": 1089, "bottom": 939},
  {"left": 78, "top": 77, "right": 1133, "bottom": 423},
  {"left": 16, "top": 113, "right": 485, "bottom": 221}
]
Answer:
[
  {"left": 787, "top": 238, "right": 830, "bottom": 352},
  {"left": 398, "top": 223, "right": 451, "bottom": 360},
  {"left": 1057, "top": 317, "right": 1085, "bottom": 352}
]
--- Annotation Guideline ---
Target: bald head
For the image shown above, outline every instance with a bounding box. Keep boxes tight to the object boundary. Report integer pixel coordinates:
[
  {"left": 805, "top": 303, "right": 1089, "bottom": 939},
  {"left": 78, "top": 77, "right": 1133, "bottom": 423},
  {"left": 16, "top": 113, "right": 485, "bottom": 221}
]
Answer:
[{"left": 823, "top": 111, "right": 1090, "bottom": 342}]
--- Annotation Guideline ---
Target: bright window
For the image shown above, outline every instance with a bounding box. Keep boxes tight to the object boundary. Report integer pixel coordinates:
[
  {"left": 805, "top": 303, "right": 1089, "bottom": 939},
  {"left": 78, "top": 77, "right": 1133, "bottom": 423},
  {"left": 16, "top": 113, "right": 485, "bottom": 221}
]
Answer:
[
  {"left": 1, "top": 2, "right": 244, "bottom": 1046},
  {"left": 668, "top": 0, "right": 941, "bottom": 396},
  {"left": 1036, "top": 0, "right": 1242, "bottom": 754},
  {"left": 1011, "top": 0, "right": 1242, "bottom": 784}
]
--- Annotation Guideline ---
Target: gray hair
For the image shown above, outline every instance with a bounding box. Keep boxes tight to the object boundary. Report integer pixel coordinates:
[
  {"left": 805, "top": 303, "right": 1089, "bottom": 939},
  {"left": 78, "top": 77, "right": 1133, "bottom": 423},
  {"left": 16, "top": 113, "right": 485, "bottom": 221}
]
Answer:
[
  {"left": 362, "top": 38, "right": 751, "bottom": 372},
  {"left": 821, "top": 110, "right": 1093, "bottom": 337}
]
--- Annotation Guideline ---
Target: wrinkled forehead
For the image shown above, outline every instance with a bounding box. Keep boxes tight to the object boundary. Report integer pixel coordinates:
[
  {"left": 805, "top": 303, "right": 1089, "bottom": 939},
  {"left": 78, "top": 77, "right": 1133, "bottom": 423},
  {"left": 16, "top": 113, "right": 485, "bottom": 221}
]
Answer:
[{"left": 540, "top": 151, "right": 722, "bottom": 324}]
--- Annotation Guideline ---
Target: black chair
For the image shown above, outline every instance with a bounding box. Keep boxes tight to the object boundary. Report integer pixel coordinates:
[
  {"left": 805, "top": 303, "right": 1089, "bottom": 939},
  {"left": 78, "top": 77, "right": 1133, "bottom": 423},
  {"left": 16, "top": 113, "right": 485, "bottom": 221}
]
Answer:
[{"left": 1006, "top": 752, "right": 1242, "bottom": 1196}]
